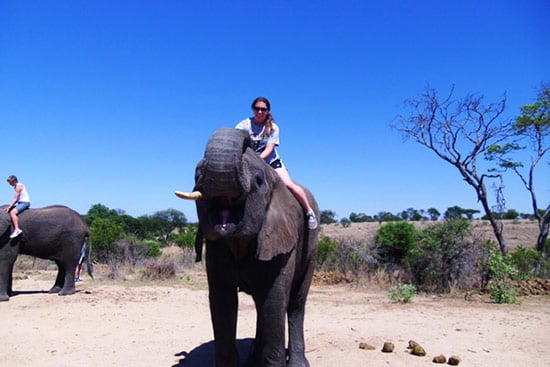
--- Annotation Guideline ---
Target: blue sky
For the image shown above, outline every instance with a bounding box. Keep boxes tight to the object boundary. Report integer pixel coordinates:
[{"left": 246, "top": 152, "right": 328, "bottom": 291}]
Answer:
[{"left": 1, "top": 1, "right": 548, "bottom": 222}]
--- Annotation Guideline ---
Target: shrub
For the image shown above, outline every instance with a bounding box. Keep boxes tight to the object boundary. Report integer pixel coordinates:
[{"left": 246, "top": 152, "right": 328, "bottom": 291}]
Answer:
[
  {"left": 388, "top": 283, "right": 416, "bottom": 303},
  {"left": 316, "top": 236, "right": 378, "bottom": 281},
  {"left": 487, "top": 247, "right": 518, "bottom": 304},
  {"left": 316, "top": 236, "right": 339, "bottom": 271},
  {"left": 90, "top": 218, "right": 125, "bottom": 262},
  {"left": 409, "top": 219, "right": 486, "bottom": 292},
  {"left": 374, "top": 222, "right": 418, "bottom": 265},
  {"left": 140, "top": 258, "right": 177, "bottom": 280},
  {"left": 173, "top": 225, "right": 198, "bottom": 250},
  {"left": 509, "top": 246, "right": 540, "bottom": 280},
  {"left": 143, "top": 240, "right": 162, "bottom": 259},
  {"left": 340, "top": 218, "right": 351, "bottom": 227}
]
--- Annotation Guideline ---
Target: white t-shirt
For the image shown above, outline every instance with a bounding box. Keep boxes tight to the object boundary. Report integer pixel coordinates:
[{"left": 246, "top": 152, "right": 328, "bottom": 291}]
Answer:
[
  {"left": 16, "top": 183, "right": 30, "bottom": 203},
  {"left": 235, "top": 118, "right": 281, "bottom": 166}
]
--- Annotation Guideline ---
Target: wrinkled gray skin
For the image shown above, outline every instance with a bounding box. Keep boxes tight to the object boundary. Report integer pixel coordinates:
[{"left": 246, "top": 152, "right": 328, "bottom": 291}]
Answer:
[
  {"left": 192, "top": 128, "right": 319, "bottom": 367},
  {"left": 0, "top": 205, "right": 92, "bottom": 302}
]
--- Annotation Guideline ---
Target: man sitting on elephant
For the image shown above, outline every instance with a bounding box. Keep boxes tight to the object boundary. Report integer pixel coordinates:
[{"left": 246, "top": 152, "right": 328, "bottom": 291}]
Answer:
[{"left": 5, "top": 175, "right": 31, "bottom": 238}]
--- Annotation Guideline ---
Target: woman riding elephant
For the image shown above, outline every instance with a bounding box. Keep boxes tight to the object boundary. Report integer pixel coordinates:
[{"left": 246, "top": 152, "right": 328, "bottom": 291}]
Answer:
[
  {"left": 235, "top": 96, "right": 318, "bottom": 230},
  {"left": 176, "top": 126, "right": 319, "bottom": 367}
]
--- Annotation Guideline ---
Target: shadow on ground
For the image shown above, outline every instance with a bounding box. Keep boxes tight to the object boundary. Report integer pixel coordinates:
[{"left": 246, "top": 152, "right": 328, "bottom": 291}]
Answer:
[
  {"left": 173, "top": 338, "right": 253, "bottom": 367},
  {"left": 10, "top": 289, "right": 50, "bottom": 297}
]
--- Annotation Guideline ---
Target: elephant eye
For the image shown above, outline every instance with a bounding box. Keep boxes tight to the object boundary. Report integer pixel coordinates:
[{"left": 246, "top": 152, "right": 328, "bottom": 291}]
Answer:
[{"left": 254, "top": 170, "right": 264, "bottom": 188}]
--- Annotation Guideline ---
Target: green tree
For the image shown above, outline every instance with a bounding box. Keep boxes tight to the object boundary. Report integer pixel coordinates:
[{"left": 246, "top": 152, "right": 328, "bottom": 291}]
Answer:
[
  {"left": 375, "top": 211, "right": 400, "bottom": 223},
  {"left": 139, "top": 209, "right": 187, "bottom": 242},
  {"left": 173, "top": 224, "right": 198, "bottom": 250},
  {"left": 84, "top": 203, "right": 120, "bottom": 225},
  {"left": 90, "top": 218, "right": 125, "bottom": 262},
  {"left": 400, "top": 207, "right": 425, "bottom": 221},
  {"left": 374, "top": 222, "right": 418, "bottom": 265},
  {"left": 349, "top": 212, "right": 372, "bottom": 223},
  {"left": 444, "top": 205, "right": 480, "bottom": 220},
  {"left": 320, "top": 210, "right": 337, "bottom": 224},
  {"left": 395, "top": 86, "right": 512, "bottom": 254},
  {"left": 486, "top": 83, "right": 550, "bottom": 254},
  {"left": 427, "top": 207, "right": 441, "bottom": 221}
]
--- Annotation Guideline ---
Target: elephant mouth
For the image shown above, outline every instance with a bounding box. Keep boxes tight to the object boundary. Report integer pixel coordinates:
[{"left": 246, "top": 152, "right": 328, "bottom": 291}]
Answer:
[{"left": 207, "top": 195, "right": 245, "bottom": 236}]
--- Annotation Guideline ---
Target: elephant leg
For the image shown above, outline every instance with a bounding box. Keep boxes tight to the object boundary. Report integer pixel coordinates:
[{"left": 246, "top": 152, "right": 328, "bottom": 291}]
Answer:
[
  {"left": 206, "top": 245, "right": 239, "bottom": 367},
  {"left": 254, "top": 297, "right": 288, "bottom": 366},
  {"left": 286, "top": 304, "right": 308, "bottom": 367},
  {"left": 49, "top": 260, "right": 65, "bottom": 293},
  {"left": 287, "top": 264, "right": 315, "bottom": 367},
  {"left": 58, "top": 261, "right": 77, "bottom": 296},
  {"left": 209, "top": 288, "right": 239, "bottom": 367},
  {"left": 0, "top": 252, "right": 17, "bottom": 301}
]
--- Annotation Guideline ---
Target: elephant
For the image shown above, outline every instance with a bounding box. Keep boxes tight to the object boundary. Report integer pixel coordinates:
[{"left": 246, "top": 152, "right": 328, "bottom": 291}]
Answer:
[
  {"left": 0, "top": 205, "right": 92, "bottom": 302},
  {"left": 176, "top": 127, "right": 320, "bottom": 367}
]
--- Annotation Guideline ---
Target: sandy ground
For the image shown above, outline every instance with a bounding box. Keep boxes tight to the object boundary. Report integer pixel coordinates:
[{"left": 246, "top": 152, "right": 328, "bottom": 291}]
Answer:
[{"left": 2, "top": 269, "right": 549, "bottom": 367}]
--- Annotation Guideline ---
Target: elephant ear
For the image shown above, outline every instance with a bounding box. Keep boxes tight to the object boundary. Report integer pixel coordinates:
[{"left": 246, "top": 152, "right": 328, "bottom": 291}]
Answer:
[{"left": 256, "top": 180, "right": 301, "bottom": 261}]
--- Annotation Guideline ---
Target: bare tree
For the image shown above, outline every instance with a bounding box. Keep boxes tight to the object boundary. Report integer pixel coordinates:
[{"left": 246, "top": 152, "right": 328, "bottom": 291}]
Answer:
[
  {"left": 486, "top": 83, "right": 550, "bottom": 254},
  {"left": 394, "top": 86, "right": 513, "bottom": 254}
]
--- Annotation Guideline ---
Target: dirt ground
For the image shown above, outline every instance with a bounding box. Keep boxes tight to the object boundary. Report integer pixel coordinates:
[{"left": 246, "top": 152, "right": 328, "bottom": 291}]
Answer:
[{"left": 2, "top": 267, "right": 549, "bottom": 367}]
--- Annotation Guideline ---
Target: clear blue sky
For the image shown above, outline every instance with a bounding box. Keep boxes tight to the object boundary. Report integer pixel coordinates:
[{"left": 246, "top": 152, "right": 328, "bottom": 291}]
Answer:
[{"left": 1, "top": 1, "right": 548, "bottom": 222}]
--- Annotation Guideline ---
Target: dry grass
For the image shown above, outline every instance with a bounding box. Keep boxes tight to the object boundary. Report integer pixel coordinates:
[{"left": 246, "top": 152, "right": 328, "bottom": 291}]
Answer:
[{"left": 320, "top": 219, "right": 541, "bottom": 250}]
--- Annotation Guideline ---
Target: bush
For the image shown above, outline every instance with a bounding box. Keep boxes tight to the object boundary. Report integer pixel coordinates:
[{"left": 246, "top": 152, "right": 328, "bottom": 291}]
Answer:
[
  {"left": 90, "top": 218, "right": 125, "bottom": 262},
  {"left": 173, "top": 225, "right": 198, "bottom": 250},
  {"left": 509, "top": 246, "right": 540, "bottom": 280},
  {"left": 316, "top": 236, "right": 378, "bottom": 280},
  {"left": 316, "top": 236, "right": 339, "bottom": 271},
  {"left": 340, "top": 218, "right": 351, "bottom": 227},
  {"left": 374, "top": 222, "right": 418, "bottom": 265},
  {"left": 140, "top": 258, "right": 178, "bottom": 280},
  {"left": 409, "top": 219, "right": 487, "bottom": 292},
  {"left": 388, "top": 284, "right": 416, "bottom": 303},
  {"left": 487, "top": 247, "right": 518, "bottom": 304},
  {"left": 143, "top": 240, "right": 162, "bottom": 258}
]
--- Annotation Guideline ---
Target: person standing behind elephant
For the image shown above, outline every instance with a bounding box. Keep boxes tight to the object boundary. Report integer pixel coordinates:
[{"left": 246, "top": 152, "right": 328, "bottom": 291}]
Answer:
[
  {"left": 236, "top": 96, "right": 318, "bottom": 229},
  {"left": 75, "top": 241, "right": 86, "bottom": 282},
  {"left": 5, "top": 175, "right": 31, "bottom": 238}
]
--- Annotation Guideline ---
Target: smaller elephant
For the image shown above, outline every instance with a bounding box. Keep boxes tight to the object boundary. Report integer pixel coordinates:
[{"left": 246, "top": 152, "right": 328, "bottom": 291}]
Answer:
[{"left": 0, "top": 205, "right": 92, "bottom": 301}]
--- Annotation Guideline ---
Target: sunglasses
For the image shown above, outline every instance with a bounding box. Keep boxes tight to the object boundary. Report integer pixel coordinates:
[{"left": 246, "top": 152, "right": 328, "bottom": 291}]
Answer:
[{"left": 253, "top": 107, "right": 268, "bottom": 113}]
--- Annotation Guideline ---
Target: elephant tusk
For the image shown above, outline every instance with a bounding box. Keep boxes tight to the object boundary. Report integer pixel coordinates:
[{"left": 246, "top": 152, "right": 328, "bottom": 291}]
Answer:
[{"left": 175, "top": 190, "right": 203, "bottom": 200}]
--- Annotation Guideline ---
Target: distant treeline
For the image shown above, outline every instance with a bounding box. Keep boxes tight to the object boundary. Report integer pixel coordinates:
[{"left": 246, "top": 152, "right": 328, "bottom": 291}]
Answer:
[{"left": 321, "top": 205, "right": 541, "bottom": 225}]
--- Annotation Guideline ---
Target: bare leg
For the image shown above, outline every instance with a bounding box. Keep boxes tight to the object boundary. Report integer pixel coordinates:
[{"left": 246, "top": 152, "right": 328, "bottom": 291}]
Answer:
[
  {"left": 9, "top": 209, "right": 20, "bottom": 230},
  {"left": 274, "top": 168, "right": 313, "bottom": 212}
]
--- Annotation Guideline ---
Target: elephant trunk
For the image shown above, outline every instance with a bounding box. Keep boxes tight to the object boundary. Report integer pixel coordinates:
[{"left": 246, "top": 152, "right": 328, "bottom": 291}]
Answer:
[{"left": 200, "top": 128, "right": 251, "bottom": 197}]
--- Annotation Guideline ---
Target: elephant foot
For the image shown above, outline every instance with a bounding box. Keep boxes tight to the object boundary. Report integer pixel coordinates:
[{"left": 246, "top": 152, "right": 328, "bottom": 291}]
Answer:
[
  {"left": 59, "top": 287, "right": 77, "bottom": 296},
  {"left": 49, "top": 286, "right": 62, "bottom": 294},
  {"left": 0, "top": 293, "right": 10, "bottom": 302},
  {"left": 288, "top": 355, "right": 310, "bottom": 367}
]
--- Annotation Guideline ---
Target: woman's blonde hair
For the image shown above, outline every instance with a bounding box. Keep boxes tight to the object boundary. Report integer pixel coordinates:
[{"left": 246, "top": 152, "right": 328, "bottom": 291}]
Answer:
[{"left": 251, "top": 96, "right": 274, "bottom": 137}]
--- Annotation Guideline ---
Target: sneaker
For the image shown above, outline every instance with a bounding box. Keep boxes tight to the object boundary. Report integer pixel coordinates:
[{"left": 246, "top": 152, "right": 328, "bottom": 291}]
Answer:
[
  {"left": 9, "top": 228, "right": 23, "bottom": 238},
  {"left": 306, "top": 211, "right": 318, "bottom": 230}
]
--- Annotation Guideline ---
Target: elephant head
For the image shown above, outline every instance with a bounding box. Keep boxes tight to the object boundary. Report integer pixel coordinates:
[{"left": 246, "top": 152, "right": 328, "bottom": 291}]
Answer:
[{"left": 176, "top": 127, "right": 302, "bottom": 260}]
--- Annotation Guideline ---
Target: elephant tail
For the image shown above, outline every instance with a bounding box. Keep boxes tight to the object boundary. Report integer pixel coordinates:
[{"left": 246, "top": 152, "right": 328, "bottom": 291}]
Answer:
[
  {"left": 85, "top": 232, "right": 94, "bottom": 279},
  {"left": 195, "top": 227, "right": 203, "bottom": 262}
]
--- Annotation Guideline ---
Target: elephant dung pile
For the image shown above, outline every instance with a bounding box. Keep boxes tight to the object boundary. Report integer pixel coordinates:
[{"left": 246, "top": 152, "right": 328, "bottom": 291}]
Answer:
[{"left": 358, "top": 339, "right": 462, "bottom": 365}]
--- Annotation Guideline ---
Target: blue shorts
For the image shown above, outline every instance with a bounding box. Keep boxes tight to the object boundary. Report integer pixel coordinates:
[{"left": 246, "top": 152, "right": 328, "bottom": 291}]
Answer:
[
  {"left": 14, "top": 202, "right": 30, "bottom": 214},
  {"left": 78, "top": 242, "right": 87, "bottom": 264}
]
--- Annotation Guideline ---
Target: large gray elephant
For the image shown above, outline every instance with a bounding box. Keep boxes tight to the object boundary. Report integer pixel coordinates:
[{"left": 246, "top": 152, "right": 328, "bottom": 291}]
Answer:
[
  {"left": 176, "top": 128, "right": 320, "bottom": 367},
  {"left": 0, "top": 205, "right": 92, "bottom": 302}
]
